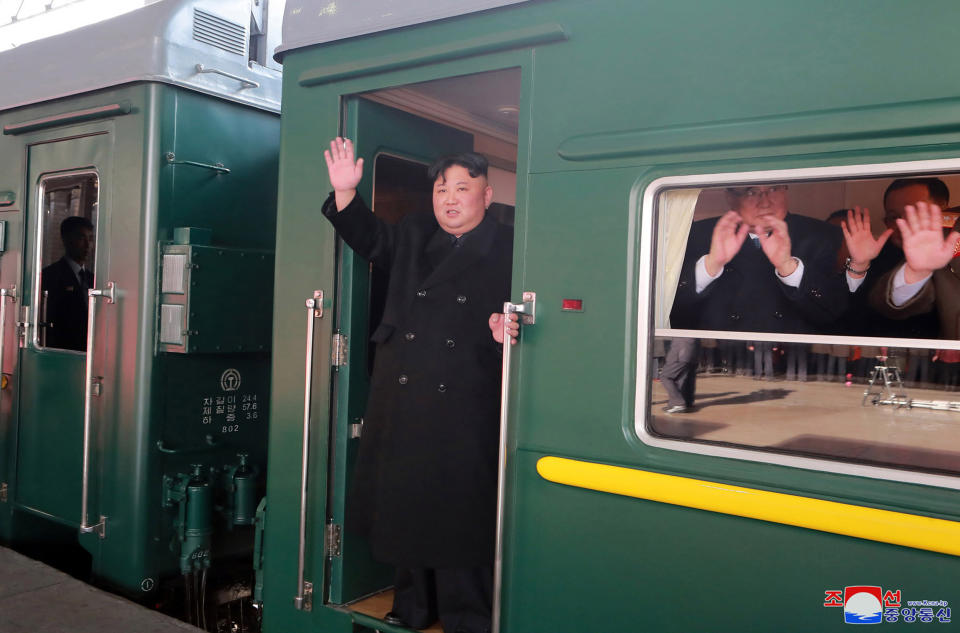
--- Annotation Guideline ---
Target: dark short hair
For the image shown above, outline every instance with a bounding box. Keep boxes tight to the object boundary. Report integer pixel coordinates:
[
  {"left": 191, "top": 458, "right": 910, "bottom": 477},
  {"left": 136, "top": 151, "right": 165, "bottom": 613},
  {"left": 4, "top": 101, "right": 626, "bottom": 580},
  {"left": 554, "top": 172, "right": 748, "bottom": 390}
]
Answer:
[
  {"left": 60, "top": 216, "right": 93, "bottom": 238},
  {"left": 884, "top": 178, "right": 950, "bottom": 207},
  {"left": 428, "top": 152, "right": 489, "bottom": 182},
  {"left": 826, "top": 209, "right": 851, "bottom": 223}
]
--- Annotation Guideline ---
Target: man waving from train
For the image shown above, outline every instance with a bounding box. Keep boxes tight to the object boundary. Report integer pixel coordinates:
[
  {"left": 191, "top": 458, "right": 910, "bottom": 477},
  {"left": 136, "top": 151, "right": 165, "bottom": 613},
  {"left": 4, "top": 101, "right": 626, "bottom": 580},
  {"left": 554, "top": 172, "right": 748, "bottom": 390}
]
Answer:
[
  {"left": 671, "top": 184, "right": 849, "bottom": 334},
  {"left": 322, "top": 137, "right": 516, "bottom": 633}
]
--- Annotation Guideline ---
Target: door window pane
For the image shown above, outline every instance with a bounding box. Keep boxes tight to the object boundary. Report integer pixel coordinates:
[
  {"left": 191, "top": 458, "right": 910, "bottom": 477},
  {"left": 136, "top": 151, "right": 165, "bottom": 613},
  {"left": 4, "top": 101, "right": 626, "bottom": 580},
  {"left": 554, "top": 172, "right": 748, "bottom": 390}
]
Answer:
[{"left": 36, "top": 172, "right": 98, "bottom": 351}]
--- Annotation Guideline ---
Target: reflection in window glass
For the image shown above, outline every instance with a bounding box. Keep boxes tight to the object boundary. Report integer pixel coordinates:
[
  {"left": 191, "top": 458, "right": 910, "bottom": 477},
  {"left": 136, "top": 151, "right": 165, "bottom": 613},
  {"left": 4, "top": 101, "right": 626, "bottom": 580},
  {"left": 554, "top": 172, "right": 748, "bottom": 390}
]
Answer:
[
  {"left": 37, "top": 173, "right": 98, "bottom": 351},
  {"left": 649, "top": 171, "right": 960, "bottom": 477}
]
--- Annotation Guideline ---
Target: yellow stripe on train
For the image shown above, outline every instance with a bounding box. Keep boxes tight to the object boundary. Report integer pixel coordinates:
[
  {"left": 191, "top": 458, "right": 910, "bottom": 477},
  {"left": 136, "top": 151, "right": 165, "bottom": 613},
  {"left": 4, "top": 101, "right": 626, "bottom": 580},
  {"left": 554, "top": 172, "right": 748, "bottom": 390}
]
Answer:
[{"left": 536, "top": 456, "right": 960, "bottom": 557}]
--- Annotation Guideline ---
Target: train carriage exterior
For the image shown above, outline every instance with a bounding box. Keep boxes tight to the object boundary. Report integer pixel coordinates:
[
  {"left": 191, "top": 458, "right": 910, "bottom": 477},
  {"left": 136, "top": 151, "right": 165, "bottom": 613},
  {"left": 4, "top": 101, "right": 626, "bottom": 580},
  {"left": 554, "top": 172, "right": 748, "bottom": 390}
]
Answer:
[
  {"left": 0, "top": 0, "right": 282, "bottom": 619},
  {"left": 263, "top": 1, "right": 960, "bottom": 632}
]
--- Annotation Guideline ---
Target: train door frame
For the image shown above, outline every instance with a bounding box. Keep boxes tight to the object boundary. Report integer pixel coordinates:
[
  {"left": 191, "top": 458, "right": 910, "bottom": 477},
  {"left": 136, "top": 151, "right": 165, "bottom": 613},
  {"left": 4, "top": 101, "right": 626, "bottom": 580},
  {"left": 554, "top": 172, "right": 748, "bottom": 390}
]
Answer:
[
  {"left": 13, "top": 126, "right": 115, "bottom": 545},
  {"left": 263, "top": 30, "right": 545, "bottom": 630},
  {"left": 325, "top": 96, "right": 476, "bottom": 605},
  {"left": 326, "top": 72, "right": 523, "bottom": 616}
]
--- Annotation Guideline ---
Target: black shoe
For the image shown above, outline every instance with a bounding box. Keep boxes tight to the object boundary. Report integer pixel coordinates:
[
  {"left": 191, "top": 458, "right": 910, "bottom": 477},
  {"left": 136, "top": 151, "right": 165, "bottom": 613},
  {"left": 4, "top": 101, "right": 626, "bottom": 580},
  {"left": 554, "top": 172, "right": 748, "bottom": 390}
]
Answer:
[
  {"left": 384, "top": 612, "right": 408, "bottom": 627},
  {"left": 662, "top": 404, "right": 692, "bottom": 414}
]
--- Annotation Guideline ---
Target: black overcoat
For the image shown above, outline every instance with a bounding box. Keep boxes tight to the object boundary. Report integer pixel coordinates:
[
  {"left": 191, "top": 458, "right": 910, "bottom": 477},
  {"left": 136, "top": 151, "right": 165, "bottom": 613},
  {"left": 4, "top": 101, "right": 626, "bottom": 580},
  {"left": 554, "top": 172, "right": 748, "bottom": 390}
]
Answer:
[
  {"left": 322, "top": 193, "right": 513, "bottom": 567},
  {"left": 671, "top": 214, "right": 848, "bottom": 333}
]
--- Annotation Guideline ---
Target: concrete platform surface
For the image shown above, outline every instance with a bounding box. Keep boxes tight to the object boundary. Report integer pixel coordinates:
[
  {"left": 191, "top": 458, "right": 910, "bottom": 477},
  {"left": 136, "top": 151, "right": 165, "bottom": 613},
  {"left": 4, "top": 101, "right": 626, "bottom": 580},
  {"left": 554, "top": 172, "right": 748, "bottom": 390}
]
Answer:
[{"left": 0, "top": 546, "right": 200, "bottom": 633}]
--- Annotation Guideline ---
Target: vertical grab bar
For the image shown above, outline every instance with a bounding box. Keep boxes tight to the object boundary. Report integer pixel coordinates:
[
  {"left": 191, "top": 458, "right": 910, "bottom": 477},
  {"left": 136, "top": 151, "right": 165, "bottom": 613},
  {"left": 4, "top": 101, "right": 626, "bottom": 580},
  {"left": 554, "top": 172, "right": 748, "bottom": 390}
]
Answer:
[
  {"left": 0, "top": 286, "right": 16, "bottom": 379},
  {"left": 294, "top": 290, "right": 323, "bottom": 611},
  {"left": 80, "top": 282, "right": 115, "bottom": 537},
  {"left": 492, "top": 292, "right": 535, "bottom": 633}
]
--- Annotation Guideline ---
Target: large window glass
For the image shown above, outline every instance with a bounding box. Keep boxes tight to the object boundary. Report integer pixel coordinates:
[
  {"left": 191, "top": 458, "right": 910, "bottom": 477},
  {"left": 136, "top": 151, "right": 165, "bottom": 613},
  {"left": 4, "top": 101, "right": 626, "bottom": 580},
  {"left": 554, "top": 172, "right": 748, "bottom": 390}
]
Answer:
[
  {"left": 642, "top": 167, "right": 960, "bottom": 482},
  {"left": 35, "top": 172, "right": 99, "bottom": 351}
]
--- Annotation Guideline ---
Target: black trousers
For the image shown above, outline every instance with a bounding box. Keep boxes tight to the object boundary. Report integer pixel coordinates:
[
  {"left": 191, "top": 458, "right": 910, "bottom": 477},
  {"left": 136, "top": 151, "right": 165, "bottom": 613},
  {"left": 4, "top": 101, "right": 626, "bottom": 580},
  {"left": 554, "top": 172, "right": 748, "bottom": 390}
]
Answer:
[{"left": 392, "top": 566, "right": 493, "bottom": 633}]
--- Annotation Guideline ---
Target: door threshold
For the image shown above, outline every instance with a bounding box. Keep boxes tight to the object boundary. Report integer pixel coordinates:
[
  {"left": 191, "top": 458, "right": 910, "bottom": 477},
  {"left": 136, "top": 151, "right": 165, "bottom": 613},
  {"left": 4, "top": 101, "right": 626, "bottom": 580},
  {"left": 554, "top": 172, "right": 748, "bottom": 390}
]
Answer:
[{"left": 347, "top": 588, "right": 444, "bottom": 632}]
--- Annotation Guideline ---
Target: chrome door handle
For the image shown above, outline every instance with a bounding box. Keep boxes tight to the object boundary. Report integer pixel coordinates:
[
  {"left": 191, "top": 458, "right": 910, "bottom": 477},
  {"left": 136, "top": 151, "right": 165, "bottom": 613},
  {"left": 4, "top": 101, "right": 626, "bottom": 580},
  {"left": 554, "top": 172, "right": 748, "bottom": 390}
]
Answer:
[
  {"left": 195, "top": 63, "right": 260, "bottom": 89},
  {"left": 492, "top": 291, "right": 535, "bottom": 633},
  {"left": 0, "top": 287, "right": 16, "bottom": 416},
  {"left": 0, "top": 285, "right": 16, "bottom": 378},
  {"left": 80, "top": 282, "right": 115, "bottom": 538},
  {"left": 294, "top": 290, "right": 323, "bottom": 611}
]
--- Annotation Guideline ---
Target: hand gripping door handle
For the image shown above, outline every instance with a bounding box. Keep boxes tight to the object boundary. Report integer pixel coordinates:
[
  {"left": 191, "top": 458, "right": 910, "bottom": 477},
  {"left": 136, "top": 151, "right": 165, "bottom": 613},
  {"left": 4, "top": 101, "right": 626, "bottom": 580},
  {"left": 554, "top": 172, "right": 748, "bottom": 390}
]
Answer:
[
  {"left": 80, "top": 282, "right": 116, "bottom": 538},
  {"left": 492, "top": 291, "right": 535, "bottom": 633},
  {"left": 294, "top": 290, "right": 323, "bottom": 611}
]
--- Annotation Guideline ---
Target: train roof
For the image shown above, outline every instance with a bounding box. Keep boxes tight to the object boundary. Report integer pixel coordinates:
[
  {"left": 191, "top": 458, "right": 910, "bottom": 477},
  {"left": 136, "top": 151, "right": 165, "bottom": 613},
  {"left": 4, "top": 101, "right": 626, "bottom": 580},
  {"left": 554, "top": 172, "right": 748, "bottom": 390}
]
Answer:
[
  {"left": 0, "top": 0, "right": 282, "bottom": 114},
  {"left": 275, "top": 0, "right": 532, "bottom": 61}
]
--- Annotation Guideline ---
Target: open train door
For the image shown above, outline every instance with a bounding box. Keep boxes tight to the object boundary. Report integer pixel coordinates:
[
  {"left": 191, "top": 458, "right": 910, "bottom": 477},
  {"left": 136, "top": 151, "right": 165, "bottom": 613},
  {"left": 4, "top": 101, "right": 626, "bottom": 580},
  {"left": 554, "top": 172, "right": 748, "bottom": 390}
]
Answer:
[
  {"left": 14, "top": 130, "right": 114, "bottom": 551},
  {"left": 324, "top": 97, "right": 474, "bottom": 604}
]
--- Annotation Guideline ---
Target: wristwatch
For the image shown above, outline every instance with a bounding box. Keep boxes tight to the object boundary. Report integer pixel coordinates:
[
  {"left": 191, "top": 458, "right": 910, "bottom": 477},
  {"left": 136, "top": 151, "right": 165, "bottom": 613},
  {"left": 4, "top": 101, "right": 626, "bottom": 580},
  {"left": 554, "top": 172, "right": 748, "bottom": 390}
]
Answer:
[{"left": 844, "top": 257, "right": 869, "bottom": 275}]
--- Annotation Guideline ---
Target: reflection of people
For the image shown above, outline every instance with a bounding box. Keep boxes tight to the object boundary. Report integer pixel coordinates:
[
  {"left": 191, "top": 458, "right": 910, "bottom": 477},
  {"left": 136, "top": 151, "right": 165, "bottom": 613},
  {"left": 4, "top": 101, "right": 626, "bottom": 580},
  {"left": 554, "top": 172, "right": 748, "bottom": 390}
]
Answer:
[
  {"left": 842, "top": 179, "right": 948, "bottom": 338},
  {"left": 41, "top": 216, "right": 94, "bottom": 351},
  {"left": 323, "top": 137, "right": 513, "bottom": 633},
  {"left": 660, "top": 338, "right": 699, "bottom": 413},
  {"left": 868, "top": 201, "right": 960, "bottom": 338},
  {"left": 670, "top": 185, "right": 848, "bottom": 333}
]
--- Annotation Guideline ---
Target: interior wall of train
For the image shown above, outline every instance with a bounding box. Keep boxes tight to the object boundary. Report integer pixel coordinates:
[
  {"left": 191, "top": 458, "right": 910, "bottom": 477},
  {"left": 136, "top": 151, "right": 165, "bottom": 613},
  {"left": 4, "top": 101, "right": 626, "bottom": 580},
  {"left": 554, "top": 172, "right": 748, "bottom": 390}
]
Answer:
[
  {"left": 0, "top": 0, "right": 282, "bottom": 629},
  {"left": 264, "top": 1, "right": 960, "bottom": 632}
]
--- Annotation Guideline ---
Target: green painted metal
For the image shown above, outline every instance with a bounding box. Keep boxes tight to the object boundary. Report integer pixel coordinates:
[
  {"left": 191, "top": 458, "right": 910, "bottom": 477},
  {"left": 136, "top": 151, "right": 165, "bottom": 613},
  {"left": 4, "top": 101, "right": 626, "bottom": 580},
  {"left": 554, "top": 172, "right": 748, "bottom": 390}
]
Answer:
[
  {"left": 2, "top": 102, "right": 132, "bottom": 136},
  {"left": 0, "top": 81, "right": 279, "bottom": 601},
  {"left": 268, "top": 0, "right": 960, "bottom": 631},
  {"left": 157, "top": 243, "right": 274, "bottom": 354},
  {"left": 17, "top": 131, "right": 112, "bottom": 529}
]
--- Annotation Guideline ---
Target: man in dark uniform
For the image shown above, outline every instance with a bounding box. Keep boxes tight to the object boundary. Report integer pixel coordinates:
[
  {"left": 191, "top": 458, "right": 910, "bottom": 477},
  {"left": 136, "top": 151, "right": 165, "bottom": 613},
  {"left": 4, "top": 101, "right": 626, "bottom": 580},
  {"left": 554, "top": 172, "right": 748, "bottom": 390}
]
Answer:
[
  {"left": 671, "top": 185, "right": 849, "bottom": 335},
  {"left": 322, "top": 137, "right": 515, "bottom": 633},
  {"left": 41, "top": 216, "right": 94, "bottom": 351}
]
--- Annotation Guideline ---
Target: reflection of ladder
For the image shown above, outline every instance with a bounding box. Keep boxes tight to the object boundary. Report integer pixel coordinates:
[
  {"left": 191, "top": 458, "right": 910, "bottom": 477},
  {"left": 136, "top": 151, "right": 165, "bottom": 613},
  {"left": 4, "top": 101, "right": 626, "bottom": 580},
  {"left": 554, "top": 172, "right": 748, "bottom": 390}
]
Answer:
[{"left": 862, "top": 357, "right": 910, "bottom": 408}]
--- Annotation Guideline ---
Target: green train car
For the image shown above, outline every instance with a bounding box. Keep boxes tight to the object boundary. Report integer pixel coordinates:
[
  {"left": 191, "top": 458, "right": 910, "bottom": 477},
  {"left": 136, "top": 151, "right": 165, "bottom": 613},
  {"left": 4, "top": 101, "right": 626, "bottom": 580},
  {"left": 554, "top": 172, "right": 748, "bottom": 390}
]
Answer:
[
  {"left": 262, "top": 1, "right": 960, "bottom": 632},
  {"left": 0, "top": 0, "right": 282, "bottom": 626}
]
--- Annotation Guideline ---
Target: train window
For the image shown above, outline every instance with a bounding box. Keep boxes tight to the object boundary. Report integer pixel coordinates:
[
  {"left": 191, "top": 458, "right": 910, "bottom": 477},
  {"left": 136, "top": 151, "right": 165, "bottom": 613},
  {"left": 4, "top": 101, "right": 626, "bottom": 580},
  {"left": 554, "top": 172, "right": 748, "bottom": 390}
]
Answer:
[
  {"left": 35, "top": 171, "right": 99, "bottom": 352},
  {"left": 640, "top": 163, "right": 960, "bottom": 485}
]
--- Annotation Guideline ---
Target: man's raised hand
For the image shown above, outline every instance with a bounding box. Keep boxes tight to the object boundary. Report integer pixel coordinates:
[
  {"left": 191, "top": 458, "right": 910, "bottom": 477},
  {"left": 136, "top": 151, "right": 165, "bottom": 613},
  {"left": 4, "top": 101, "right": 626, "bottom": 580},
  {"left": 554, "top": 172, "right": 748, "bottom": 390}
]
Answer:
[
  {"left": 324, "top": 137, "right": 364, "bottom": 211},
  {"left": 756, "top": 215, "right": 798, "bottom": 277},
  {"left": 841, "top": 207, "right": 891, "bottom": 277},
  {"left": 898, "top": 201, "right": 960, "bottom": 283},
  {"left": 704, "top": 210, "right": 749, "bottom": 276}
]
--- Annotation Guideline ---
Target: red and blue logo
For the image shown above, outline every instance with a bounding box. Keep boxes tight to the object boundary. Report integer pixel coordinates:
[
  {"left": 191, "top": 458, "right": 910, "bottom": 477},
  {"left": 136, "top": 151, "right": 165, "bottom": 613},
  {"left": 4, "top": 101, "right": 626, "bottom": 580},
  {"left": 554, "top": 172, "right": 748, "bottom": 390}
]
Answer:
[
  {"left": 824, "top": 586, "right": 951, "bottom": 624},
  {"left": 843, "top": 586, "right": 883, "bottom": 624}
]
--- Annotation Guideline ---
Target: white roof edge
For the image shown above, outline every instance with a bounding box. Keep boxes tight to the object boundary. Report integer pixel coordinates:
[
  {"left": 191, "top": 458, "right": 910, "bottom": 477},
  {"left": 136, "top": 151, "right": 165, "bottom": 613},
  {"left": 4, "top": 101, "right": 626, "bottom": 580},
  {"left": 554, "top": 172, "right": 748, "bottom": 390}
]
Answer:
[
  {"left": 275, "top": 0, "right": 532, "bottom": 61},
  {"left": 0, "top": 0, "right": 283, "bottom": 114}
]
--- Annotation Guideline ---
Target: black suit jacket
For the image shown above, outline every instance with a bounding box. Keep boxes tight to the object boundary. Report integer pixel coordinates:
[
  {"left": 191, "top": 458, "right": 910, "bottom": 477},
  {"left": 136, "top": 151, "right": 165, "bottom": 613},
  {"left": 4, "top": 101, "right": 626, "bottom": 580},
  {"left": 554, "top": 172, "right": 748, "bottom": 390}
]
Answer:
[
  {"left": 671, "top": 214, "right": 848, "bottom": 333},
  {"left": 322, "top": 192, "right": 513, "bottom": 567},
  {"left": 41, "top": 257, "right": 92, "bottom": 351}
]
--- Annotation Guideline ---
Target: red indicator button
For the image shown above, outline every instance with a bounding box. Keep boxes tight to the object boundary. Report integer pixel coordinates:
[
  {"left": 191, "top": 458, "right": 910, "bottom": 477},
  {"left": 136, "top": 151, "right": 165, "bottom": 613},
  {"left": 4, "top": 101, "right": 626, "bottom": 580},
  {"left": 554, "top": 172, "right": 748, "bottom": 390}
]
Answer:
[{"left": 561, "top": 299, "right": 583, "bottom": 312}]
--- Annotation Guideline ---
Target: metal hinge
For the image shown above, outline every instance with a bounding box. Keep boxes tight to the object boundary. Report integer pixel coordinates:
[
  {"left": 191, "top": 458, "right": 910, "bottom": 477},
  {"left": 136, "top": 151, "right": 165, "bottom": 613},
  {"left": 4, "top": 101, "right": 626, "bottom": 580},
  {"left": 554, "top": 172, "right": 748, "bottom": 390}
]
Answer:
[
  {"left": 16, "top": 306, "right": 29, "bottom": 347},
  {"left": 302, "top": 581, "right": 313, "bottom": 611},
  {"left": 0, "top": 482, "right": 7, "bottom": 503},
  {"left": 325, "top": 523, "right": 342, "bottom": 558},
  {"left": 331, "top": 333, "right": 348, "bottom": 367},
  {"left": 349, "top": 418, "right": 363, "bottom": 439}
]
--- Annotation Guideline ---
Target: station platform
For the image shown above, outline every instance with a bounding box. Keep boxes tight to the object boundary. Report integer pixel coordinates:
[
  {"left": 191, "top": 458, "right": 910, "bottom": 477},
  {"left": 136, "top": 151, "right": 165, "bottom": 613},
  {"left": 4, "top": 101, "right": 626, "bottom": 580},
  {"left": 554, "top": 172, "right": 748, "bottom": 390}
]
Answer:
[{"left": 0, "top": 545, "right": 199, "bottom": 633}]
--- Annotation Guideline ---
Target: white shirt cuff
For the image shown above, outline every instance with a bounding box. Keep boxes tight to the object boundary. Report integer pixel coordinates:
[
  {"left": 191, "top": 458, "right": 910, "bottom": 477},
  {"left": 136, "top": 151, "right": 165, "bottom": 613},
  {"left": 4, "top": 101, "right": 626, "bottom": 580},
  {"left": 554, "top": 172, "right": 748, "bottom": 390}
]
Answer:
[
  {"left": 774, "top": 257, "right": 803, "bottom": 288},
  {"left": 891, "top": 264, "right": 932, "bottom": 307},
  {"left": 695, "top": 255, "right": 723, "bottom": 293},
  {"left": 846, "top": 272, "right": 865, "bottom": 293}
]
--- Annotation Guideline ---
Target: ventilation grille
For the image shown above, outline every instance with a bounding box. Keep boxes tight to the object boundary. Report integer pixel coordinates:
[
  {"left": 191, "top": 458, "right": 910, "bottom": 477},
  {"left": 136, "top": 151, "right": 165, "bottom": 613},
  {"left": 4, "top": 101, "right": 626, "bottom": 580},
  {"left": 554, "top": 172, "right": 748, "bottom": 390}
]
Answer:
[{"left": 193, "top": 8, "right": 246, "bottom": 56}]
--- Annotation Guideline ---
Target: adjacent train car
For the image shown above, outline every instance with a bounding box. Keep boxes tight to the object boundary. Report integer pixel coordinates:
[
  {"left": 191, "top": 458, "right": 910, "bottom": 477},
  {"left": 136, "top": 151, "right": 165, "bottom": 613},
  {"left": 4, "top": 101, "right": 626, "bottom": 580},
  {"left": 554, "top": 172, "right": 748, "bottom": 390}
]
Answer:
[
  {"left": 262, "top": 1, "right": 960, "bottom": 632},
  {"left": 0, "top": 0, "right": 282, "bottom": 625}
]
